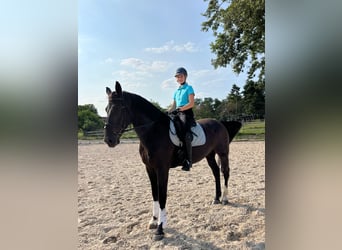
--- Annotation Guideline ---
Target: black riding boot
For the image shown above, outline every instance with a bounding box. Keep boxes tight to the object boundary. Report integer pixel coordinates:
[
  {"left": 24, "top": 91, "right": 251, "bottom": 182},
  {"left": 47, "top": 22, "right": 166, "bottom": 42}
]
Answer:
[{"left": 182, "top": 132, "right": 193, "bottom": 171}]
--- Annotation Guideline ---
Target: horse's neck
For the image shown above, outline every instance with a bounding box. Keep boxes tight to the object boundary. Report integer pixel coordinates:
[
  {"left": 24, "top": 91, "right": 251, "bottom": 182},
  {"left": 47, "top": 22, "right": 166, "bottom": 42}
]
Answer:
[
  {"left": 127, "top": 93, "right": 167, "bottom": 138},
  {"left": 132, "top": 111, "right": 156, "bottom": 128}
]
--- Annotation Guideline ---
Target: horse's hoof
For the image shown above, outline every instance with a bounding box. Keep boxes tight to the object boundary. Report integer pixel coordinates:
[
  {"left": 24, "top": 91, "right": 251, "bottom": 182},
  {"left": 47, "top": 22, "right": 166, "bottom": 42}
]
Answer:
[
  {"left": 148, "top": 217, "right": 158, "bottom": 229},
  {"left": 222, "top": 200, "right": 229, "bottom": 205},
  {"left": 153, "top": 233, "right": 164, "bottom": 241},
  {"left": 212, "top": 199, "right": 221, "bottom": 205},
  {"left": 153, "top": 223, "right": 164, "bottom": 241},
  {"left": 148, "top": 223, "right": 158, "bottom": 229}
]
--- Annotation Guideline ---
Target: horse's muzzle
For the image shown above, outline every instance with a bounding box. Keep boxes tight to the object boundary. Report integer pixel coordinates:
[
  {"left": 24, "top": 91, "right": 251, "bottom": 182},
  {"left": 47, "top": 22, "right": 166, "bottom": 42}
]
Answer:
[{"left": 104, "top": 136, "right": 120, "bottom": 147}]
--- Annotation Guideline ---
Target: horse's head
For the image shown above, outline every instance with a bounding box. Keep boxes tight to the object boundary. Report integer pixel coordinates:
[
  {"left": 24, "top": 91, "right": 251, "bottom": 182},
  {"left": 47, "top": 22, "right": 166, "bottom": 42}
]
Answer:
[{"left": 104, "top": 81, "right": 131, "bottom": 147}]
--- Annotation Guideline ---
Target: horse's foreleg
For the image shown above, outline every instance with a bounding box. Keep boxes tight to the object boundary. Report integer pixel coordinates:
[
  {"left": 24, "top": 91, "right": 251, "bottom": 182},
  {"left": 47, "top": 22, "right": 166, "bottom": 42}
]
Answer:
[
  {"left": 154, "top": 167, "right": 169, "bottom": 241},
  {"left": 219, "top": 153, "right": 230, "bottom": 205},
  {"left": 157, "top": 170, "right": 169, "bottom": 228},
  {"left": 206, "top": 152, "right": 222, "bottom": 204},
  {"left": 145, "top": 166, "right": 159, "bottom": 229},
  {"left": 149, "top": 201, "right": 159, "bottom": 229}
]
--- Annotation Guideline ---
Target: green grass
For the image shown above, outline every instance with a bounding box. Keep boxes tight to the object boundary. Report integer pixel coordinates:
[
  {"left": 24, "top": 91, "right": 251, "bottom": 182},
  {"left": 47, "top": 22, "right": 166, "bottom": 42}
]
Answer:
[{"left": 235, "top": 120, "right": 265, "bottom": 140}]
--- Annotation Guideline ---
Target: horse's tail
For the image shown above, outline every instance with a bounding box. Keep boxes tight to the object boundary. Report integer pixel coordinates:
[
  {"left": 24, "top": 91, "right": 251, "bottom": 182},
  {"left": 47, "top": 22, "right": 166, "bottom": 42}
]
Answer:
[{"left": 220, "top": 121, "right": 242, "bottom": 143}]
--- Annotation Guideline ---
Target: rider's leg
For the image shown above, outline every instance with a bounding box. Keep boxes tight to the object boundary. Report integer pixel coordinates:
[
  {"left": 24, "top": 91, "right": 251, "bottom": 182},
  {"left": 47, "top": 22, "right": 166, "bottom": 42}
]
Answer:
[{"left": 182, "top": 131, "right": 193, "bottom": 171}]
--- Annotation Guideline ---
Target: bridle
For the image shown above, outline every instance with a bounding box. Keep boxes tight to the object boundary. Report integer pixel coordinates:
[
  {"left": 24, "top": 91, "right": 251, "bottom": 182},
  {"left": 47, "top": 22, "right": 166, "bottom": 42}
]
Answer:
[
  {"left": 104, "top": 96, "right": 157, "bottom": 137},
  {"left": 104, "top": 97, "right": 131, "bottom": 137}
]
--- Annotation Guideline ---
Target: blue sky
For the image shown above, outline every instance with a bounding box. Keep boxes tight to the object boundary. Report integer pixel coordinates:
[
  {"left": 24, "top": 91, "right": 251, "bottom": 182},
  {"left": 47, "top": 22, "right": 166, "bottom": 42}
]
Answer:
[{"left": 79, "top": 0, "right": 247, "bottom": 116}]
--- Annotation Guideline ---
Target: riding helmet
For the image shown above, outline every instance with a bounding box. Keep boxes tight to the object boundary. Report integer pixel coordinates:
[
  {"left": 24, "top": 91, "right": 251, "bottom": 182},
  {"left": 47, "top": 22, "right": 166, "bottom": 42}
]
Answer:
[{"left": 174, "top": 67, "right": 188, "bottom": 77}]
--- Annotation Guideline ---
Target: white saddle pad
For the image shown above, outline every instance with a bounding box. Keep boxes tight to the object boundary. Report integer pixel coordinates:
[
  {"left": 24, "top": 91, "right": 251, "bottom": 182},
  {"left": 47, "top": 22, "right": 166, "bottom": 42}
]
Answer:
[{"left": 169, "top": 121, "right": 206, "bottom": 147}]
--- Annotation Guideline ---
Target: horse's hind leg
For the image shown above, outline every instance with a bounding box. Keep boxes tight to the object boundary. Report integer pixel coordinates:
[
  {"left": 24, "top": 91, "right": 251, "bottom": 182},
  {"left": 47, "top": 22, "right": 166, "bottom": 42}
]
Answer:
[
  {"left": 145, "top": 166, "right": 159, "bottom": 229},
  {"left": 218, "top": 152, "right": 230, "bottom": 205},
  {"left": 206, "top": 151, "right": 222, "bottom": 204}
]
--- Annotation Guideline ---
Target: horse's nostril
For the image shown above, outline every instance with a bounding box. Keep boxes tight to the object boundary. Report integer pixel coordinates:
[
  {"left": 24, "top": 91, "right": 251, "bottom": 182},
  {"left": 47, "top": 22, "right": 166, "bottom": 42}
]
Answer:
[{"left": 104, "top": 137, "right": 112, "bottom": 144}]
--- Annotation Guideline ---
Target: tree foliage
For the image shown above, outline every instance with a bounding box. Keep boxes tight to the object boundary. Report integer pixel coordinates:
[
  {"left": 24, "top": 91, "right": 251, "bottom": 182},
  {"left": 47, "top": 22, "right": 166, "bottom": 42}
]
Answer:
[
  {"left": 242, "top": 80, "right": 265, "bottom": 115},
  {"left": 193, "top": 81, "right": 264, "bottom": 120},
  {"left": 227, "top": 84, "right": 242, "bottom": 114},
  {"left": 150, "top": 100, "right": 166, "bottom": 112},
  {"left": 202, "top": 0, "right": 265, "bottom": 83},
  {"left": 194, "top": 97, "right": 218, "bottom": 119},
  {"left": 78, "top": 104, "right": 104, "bottom": 132}
]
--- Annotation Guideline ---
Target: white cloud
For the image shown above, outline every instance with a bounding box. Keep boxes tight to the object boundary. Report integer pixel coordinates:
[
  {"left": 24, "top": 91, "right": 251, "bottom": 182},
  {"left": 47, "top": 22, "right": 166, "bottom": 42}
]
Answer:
[
  {"left": 145, "top": 40, "right": 197, "bottom": 53},
  {"left": 120, "top": 57, "right": 170, "bottom": 72},
  {"left": 144, "top": 41, "right": 172, "bottom": 53},
  {"left": 104, "top": 57, "right": 113, "bottom": 63},
  {"left": 161, "top": 68, "right": 224, "bottom": 90},
  {"left": 120, "top": 57, "right": 144, "bottom": 68},
  {"left": 150, "top": 61, "right": 170, "bottom": 71},
  {"left": 173, "top": 42, "right": 196, "bottom": 52},
  {"left": 112, "top": 70, "right": 151, "bottom": 82},
  {"left": 161, "top": 78, "right": 177, "bottom": 89}
]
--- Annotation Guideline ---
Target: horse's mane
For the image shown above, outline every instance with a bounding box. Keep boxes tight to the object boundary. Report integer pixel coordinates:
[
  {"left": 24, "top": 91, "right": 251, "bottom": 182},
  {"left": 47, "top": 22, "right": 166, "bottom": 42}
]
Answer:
[{"left": 123, "top": 91, "right": 169, "bottom": 124}]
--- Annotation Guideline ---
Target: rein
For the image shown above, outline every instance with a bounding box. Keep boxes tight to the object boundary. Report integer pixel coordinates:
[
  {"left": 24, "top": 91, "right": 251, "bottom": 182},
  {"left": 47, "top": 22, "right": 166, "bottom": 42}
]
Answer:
[
  {"left": 121, "top": 121, "right": 156, "bottom": 134},
  {"left": 106, "top": 93, "right": 172, "bottom": 137},
  {"left": 105, "top": 100, "right": 158, "bottom": 136}
]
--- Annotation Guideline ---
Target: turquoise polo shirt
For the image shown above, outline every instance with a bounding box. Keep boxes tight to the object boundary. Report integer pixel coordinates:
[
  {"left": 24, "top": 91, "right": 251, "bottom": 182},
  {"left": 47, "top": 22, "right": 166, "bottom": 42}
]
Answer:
[{"left": 173, "top": 83, "right": 195, "bottom": 108}]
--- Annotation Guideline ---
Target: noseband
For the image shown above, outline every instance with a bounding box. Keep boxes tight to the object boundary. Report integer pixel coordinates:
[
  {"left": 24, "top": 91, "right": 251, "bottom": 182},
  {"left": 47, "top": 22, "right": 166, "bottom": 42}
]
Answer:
[
  {"left": 104, "top": 97, "right": 130, "bottom": 137},
  {"left": 104, "top": 96, "right": 156, "bottom": 137},
  {"left": 104, "top": 121, "right": 127, "bottom": 137}
]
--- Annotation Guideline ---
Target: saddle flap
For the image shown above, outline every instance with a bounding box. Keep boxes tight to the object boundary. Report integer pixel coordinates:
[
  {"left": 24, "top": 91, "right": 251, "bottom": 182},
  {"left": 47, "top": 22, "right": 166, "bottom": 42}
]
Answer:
[{"left": 169, "top": 121, "right": 206, "bottom": 147}]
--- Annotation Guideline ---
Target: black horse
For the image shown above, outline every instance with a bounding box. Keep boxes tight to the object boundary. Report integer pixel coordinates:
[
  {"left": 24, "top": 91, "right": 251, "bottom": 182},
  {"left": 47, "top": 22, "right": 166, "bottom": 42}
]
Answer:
[{"left": 104, "top": 81, "right": 241, "bottom": 240}]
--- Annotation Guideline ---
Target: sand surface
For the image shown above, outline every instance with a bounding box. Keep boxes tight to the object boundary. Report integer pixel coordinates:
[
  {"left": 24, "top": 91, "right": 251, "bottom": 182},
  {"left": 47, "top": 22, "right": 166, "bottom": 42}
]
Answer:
[{"left": 78, "top": 141, "right": 265, "bottom": 249}]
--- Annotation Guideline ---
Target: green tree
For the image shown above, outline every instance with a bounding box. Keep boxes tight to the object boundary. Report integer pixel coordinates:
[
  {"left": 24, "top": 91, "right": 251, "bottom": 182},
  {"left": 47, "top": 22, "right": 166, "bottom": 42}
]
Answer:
[
  {"left": 194, "top": 97, "right": 217, "bottom": 119},
  {"left": 150, "top": 100, "right": 166, "bottom": 112},
  {"left": 242, "top": 80, "right": 265, "bottom": 116},
  {"left": 78, "top": 104, "right": 97, "bottom": 113},
  {"left": 216, "top": 99, "right": 230, "bottom": 120},
  {"left": 78, "top": 104, "right": 104, "bottom": 132},
  {"left": 202, "top": 0, "right": 265, "bottom": 83},
  {"left": 227, "top": 84, "right": 242, "bottom": 114}
]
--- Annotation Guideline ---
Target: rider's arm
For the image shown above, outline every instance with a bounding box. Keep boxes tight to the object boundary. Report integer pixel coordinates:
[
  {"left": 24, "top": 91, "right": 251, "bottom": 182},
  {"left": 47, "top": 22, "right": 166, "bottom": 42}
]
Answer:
[{"left": 179, "top": 94, "right": 194, "bottom": 111}]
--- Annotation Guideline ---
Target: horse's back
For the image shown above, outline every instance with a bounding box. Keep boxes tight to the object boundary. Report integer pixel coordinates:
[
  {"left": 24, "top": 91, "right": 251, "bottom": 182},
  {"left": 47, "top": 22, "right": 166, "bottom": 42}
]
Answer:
[
  {"left": 197, "top": 118, "right": 241, "bottom": 144},
  {"left": 197, "top": 118, "right": 225, "bottom": 131},
  {"left": 197, "top": 118, "right": 229, "bottom": 141}
]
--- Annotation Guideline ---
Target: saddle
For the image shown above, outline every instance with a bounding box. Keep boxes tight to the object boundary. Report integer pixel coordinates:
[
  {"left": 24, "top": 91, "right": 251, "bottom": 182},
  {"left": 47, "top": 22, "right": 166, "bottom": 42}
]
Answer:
[{"left": 169, "top": 118, "right": 206, "bottom": 147}]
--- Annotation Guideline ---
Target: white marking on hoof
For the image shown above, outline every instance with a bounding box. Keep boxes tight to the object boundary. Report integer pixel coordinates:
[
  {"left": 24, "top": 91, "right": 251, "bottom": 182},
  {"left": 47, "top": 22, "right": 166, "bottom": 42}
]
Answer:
[
  {"left": 148, "top": 217, "right": 158, "bottom": 229},
  {"left": 158, "top": 208, "right": 167, "bottom": 228},
  {"left": 222, "top": 185, "right": 229, "bottom": 204},
  {"left": 152, "top": 201, "right": 159, "bottom": 219},
  {"left": 148, "top": 201, "right": 160, "bottom": 229}
]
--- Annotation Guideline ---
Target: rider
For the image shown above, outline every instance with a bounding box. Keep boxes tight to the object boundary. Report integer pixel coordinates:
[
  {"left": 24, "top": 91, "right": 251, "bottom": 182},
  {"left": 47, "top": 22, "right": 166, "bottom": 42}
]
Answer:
[{"left": 169, "top": 67, "right": 196, "bottom": 171}]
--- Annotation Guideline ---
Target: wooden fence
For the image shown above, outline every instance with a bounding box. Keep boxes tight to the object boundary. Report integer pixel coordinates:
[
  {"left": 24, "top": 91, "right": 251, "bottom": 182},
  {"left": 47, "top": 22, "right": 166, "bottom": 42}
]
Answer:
[{"left": 80, "top": 120, "right": 264, "bottom": 141}]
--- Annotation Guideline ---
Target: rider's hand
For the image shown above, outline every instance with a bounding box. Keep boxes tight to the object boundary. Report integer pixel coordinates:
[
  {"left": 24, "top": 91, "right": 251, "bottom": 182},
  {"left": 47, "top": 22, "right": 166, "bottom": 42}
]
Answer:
[{"left": 171, "top": 108, "right": 180, "bottom": 115}]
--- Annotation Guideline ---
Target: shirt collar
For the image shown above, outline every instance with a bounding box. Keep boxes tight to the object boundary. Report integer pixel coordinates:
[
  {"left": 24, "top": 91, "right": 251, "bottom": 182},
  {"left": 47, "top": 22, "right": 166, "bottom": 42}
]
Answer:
[{"left": 178, "top": 82, "right": 188, "bottom": 89}]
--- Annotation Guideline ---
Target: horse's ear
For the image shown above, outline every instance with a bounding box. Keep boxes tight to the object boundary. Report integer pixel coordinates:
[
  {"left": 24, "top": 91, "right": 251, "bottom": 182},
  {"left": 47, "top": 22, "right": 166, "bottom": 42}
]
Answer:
[
  {"left": 106, "top": 87, "right": 112, "bottom": 96},
  {"left": 115, "top": 81, "right": 122, "bottom": 97}
]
